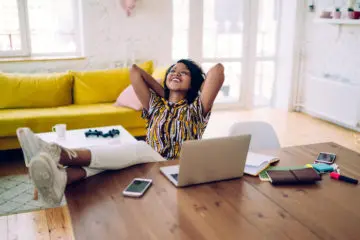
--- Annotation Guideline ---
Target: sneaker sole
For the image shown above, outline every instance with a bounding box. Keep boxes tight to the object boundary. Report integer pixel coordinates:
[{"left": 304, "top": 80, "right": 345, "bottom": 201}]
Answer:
[
  {"left": 29, "top": 154, "right": 59, "bottom": 206},
  {"left": 16, "top": 128, "right": 39, "bottom": 167}
]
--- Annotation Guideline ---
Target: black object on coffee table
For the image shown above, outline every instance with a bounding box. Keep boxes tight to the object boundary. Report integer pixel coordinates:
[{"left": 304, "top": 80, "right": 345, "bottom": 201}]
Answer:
[{"left": 85, "top": 129, "right": 120, "bottom": 138}]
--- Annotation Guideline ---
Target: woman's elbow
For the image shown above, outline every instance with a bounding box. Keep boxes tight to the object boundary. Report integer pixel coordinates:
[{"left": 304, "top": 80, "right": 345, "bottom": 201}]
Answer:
[
  {"left": 215, "top": 63, "right": 225, "bottom": 73},
  {"left": 130, "top": 65, "right": 141, "bottom": 83},
  {"left": 216, "top": 64, "right": 225, "bottom": 84},
  {"left": 130, "top": 64, "right": 138, "bottom": 74}
]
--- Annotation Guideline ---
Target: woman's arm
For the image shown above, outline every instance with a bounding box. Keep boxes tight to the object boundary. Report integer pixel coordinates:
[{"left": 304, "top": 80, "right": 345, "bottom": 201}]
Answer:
[
  {"left": 200, "top": 63, "right": 225, "bottom": 115},
  {"left": 130, "top": 64, "right": 165, "bottom": 110}
]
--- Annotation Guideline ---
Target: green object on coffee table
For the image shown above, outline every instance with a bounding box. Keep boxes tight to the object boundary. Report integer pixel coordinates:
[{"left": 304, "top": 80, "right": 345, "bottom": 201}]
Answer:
[{"left": 259, "top": 166, "right": 308, "bottom": 181}]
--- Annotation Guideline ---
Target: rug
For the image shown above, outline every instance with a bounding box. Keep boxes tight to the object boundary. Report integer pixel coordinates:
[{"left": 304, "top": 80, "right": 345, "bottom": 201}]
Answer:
[{"left": 0, "top": 174, "right": 66, "bottom": 217}]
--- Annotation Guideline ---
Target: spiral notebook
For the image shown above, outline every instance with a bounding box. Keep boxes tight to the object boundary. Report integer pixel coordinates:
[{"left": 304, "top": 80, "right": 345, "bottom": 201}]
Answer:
[{"left": 244, "top": 152, "right": 280, "bottom": 176}]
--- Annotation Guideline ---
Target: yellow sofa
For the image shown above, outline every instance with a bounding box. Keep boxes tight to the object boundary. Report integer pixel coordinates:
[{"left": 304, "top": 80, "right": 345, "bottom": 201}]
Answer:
[{"left": 0, "top": 60, "right": 165, "bottom": 151}]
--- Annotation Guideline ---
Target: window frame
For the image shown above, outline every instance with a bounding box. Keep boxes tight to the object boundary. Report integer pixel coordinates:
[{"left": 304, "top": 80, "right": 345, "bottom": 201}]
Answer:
[{"left": 0, "top": 0, "right": 82, "bottom": 58}]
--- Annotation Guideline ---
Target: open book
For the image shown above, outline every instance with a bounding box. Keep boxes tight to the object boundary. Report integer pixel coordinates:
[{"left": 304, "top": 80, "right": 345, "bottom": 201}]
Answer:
[{"left": 244, "top": 152, "right": 280, "bottom": 176}]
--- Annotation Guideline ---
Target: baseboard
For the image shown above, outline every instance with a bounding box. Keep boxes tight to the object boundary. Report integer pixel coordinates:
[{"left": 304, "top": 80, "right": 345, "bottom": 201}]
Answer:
[{"left": 301, "top": 107, "right": 360, "bottom": 132}]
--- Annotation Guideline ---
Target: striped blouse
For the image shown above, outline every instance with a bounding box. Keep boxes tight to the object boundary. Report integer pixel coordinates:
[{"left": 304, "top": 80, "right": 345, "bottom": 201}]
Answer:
[{"left": 142, "top": 91, "right": 211, "bottom": 160}]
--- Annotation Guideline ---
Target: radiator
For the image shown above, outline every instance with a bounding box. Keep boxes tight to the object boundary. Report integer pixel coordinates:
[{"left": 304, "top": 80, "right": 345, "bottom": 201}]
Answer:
[{"left": 302, "top": 77, "right": 360, "bottom": 131}]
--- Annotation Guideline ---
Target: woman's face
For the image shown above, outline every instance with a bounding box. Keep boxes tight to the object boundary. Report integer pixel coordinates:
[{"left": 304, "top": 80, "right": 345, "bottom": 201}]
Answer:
[{"left": 165, "top": 62, "right": 191, "bottom": 92}]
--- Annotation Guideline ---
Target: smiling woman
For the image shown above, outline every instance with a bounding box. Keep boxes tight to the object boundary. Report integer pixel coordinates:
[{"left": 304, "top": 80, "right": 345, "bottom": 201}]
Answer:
[{"left": 130, "top": 59, "right": 224, "bottom": 160}]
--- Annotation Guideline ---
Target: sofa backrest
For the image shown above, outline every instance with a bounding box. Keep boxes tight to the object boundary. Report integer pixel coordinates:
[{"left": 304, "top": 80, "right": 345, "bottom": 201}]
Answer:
[
  {"left": 0, "top": 60, "right": 155, "bottom": 109},
  {"left": 70, "top": 60, "right": 154, "bottom": 105},
  {"left": 0, "top": 72, "right": 73, "bottom": 109},
  {"left": 151, "top": 66, "right": 168, "bottom": 87}
]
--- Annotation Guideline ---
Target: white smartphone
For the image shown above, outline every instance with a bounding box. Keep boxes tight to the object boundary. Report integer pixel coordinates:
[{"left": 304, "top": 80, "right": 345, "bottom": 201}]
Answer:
[{"left": 122, "top": 178, "right": 152, "bottom": 197}]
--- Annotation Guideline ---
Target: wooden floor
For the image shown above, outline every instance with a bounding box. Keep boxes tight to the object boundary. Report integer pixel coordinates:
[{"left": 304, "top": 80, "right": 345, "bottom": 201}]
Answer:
[{"left": 0, "top": 108, "right": 359, "bottom": 240}]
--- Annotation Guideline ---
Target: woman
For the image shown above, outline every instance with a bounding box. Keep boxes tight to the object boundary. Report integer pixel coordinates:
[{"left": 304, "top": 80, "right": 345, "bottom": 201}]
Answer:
[
  {"left": 133, "top": 59, "right": 224, "bottom": 159},
  {"left": 16, "top": 59, "right": 224, "bottom": 206}
]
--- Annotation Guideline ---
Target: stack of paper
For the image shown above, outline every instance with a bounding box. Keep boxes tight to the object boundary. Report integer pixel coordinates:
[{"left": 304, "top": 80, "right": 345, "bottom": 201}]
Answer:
[{"left": 244, "top": 152, "right": 280, "bottom": 176}]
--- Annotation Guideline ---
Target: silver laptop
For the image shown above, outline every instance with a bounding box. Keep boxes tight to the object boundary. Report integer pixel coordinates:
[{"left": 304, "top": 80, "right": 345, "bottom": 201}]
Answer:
[{"left": 159, "top": 135, "right": 251, "bottom": 187}]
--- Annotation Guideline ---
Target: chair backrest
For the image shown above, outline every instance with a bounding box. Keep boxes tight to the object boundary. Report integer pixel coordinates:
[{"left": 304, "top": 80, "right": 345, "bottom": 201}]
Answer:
[{"left": 228, "top": 121, "right": 280, "bottom": 151}]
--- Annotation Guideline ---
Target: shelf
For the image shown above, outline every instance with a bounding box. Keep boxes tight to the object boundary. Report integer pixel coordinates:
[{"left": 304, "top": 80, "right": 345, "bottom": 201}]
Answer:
[{"left": 314, "top": 18, "right": 360, "bottom": 25}]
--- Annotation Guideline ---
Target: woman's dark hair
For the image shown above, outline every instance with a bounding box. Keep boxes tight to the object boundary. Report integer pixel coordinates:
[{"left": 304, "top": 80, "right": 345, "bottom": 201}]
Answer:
[{"left": 163, "top": 59, "right": 206, "bottom": 103}]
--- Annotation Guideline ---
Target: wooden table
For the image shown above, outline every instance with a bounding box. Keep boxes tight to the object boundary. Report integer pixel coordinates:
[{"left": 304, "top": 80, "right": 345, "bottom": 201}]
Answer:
[{"left": 65, "top": 142, "right": 360, "bottom": 240}]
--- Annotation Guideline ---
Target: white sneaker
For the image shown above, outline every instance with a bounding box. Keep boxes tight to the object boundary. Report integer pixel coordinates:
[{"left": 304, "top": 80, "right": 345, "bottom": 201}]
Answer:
[
  {"left": 29, "top": 152, "right": 67, "bottom": 206},
  {"left": 16, "top": 127, "right": 62, "bottom": 166}
]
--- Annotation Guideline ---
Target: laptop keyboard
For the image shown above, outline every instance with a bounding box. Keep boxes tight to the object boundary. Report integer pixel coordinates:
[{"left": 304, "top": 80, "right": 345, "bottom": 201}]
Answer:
[{"left": 171, "top": 174, "right": 179, "bottom": 181}]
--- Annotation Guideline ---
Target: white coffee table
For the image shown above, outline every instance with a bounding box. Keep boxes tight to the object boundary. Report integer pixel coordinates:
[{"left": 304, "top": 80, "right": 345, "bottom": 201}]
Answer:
[{"left": 37, "top": 125, "right": 137, "bottom": 149}]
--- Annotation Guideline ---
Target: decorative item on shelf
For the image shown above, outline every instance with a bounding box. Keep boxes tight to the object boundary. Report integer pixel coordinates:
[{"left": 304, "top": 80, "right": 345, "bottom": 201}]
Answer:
[
  {"left": 309, "top": 4, "right": 315, "bottom": 12},
  {"left": 334, "top": 7, "right": 342, "bottom": 19},
  {"left": 320, "top": 10, "right": 332, "bottom": 18},
  {"left": 355, "top": 11, "right": 360, "bottom": 19},
  {"left": 346, "top": 6, "right": 360, "bottom": 19},
  {"left": 348, "top": 8, "right": 356, "bottom": 19},
  {"left": 308, "top": 0, "right": 316, "bottom": 12},
  {"left": 120, "top": 0, "right": 136, "bottom": 17}
]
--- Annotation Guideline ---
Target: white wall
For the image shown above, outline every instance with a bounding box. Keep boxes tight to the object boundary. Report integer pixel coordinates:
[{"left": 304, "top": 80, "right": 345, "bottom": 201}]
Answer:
[
  {"left": 300, "top": 1, "right": 360, "bottom": 89},
  {"left": 298, "top": 0, "right": 360, "bottom": 129},
  {"left": 0, "top": 0, "right": 172, "bottom": 73}
]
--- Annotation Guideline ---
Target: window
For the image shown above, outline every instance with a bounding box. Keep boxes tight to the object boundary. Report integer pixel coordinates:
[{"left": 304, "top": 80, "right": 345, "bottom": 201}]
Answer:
[
  {"left": 253, "top": 0, "right": 279, "bottom": 106},
  {"left": 202, "top": 0, "right": 244, "bottom": 103},
  {"left": 0, "top": 0, "right": 82, "bottom": 58},
  {"left": 172, "top": 0, "right": 280, "bottom": 107},
  {"left": 172, "top": 0, "right": 189, "bottom": 60}
]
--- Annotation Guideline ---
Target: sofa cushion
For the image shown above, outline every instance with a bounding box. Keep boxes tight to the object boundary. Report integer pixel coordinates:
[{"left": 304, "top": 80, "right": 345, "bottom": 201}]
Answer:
[
  {"left": 151, "top": 66, "right": 168, "bottom": 86},
  {"left": 113, "top": 84, "right": 143, "bottom": 110},
  {"left": 113, "top": 66, "right": 169, "bottom": 110},
  {"left": 0, "top": 104, "right": 146, "bottom": 137},
  {"left": 71, "top": 60, "right": 154, "bottom": 105},
  {"left": 113, "top": 70, "right": 166, "bottom": 110},
  {"left": 0, "top": 72, "right": 73, "bottom": 109}
]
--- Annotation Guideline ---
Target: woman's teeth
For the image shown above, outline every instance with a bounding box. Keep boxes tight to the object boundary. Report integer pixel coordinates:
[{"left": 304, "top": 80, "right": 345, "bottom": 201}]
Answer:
[{"left": 172, "top": 78, "right": 180, "bottom": 82}]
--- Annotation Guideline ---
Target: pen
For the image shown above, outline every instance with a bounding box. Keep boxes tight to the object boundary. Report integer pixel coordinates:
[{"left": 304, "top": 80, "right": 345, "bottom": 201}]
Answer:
[{"left": 330, "top": 172, "right": 358, "bottom": 185}]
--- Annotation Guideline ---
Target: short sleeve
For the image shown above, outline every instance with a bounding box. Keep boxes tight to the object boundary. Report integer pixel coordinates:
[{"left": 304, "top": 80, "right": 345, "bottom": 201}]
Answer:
[
  {"left": 190, "top": 96, "right": 211, "bottom": 127},
  {"left": 141, "top": 90, "right": 163, "bottom": 120}
]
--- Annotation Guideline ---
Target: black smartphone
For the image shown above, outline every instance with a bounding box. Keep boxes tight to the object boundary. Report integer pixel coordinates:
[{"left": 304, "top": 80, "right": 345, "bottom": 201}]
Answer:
[{"left": 315, "top": 152, "right": 336, "bottom": 164}]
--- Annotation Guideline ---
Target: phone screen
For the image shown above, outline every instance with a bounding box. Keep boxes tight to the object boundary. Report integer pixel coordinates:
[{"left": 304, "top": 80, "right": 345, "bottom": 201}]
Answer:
[
  {"left": 125, "top": 179, "right": 151, "bottom": 193},
  {"left": 317, "top": 152, "right": 336, "bottom": 163}
]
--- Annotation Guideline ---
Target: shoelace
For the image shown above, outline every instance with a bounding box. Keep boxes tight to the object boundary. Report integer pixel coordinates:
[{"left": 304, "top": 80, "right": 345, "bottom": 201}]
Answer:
[
  {"left": 58, "top": 147, "right": 78, "bottom": 168},
  {"left": 64, "top": 148, "right": 78, "bottom": 160},
  {"left": 41, "top": 142, "right": 78, "bottom": 168}
]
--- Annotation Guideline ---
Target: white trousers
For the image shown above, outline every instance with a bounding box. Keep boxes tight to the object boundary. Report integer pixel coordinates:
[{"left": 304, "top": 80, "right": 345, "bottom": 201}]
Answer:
[{"left": 81, "top": 141, "right": 165, "bottom": 178}]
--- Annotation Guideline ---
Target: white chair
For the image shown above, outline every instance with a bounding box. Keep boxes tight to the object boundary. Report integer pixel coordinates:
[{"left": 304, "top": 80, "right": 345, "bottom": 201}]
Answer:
[{"left": 228, "top": 121, "right": 280, "bottom": 151}]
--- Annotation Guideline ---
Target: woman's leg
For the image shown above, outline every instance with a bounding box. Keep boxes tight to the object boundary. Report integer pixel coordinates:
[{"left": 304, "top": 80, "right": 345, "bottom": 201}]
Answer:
[
  {"left": 17, "top": 127, "right": 104, "bottom": 203},
  {"left": 40, "top": 146, "right": 107, "bottom": 183},
  {"left": 28, "top": 142, "right": 162, "bottom": 205},
  {"left": 17, "top": 127, "right": 162, "bottom": 169},
  {"left": 18, "top": 127, "right": 163, "bottom": 205},
  {"left": 28, "top": 148, "right": 104, "bottom": 206},
  {"left": 66, "top": 167, "right": 86, "bottom": 184},
  {"left": 17, "top": 127, "right": 104, "bottom": 179}
]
